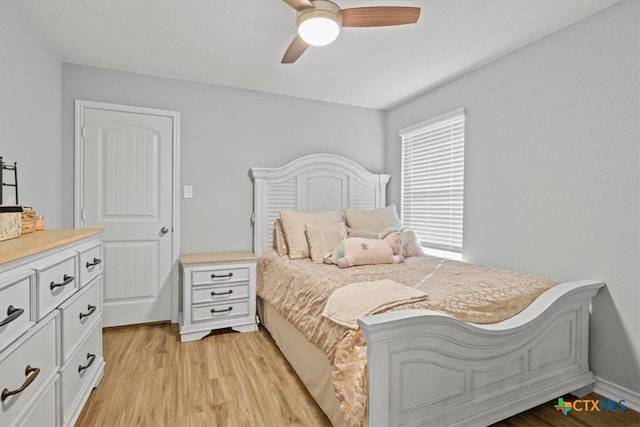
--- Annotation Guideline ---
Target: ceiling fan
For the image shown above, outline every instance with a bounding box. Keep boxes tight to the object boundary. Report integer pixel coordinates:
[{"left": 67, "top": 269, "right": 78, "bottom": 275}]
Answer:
[{"left": 281, "top": 0, "right": 421, "bottom": 63}]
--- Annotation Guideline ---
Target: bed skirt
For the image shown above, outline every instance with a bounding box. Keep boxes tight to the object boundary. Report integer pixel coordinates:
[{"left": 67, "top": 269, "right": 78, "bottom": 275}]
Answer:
[{"left": 258, "top": 297, "right": 346, "bottom": 427}]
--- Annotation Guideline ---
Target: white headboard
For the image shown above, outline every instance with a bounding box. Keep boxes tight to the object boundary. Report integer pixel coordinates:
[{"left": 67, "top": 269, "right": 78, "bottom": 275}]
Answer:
[{"left": 250, "top": 153, "right": 391, "bottom": 255}]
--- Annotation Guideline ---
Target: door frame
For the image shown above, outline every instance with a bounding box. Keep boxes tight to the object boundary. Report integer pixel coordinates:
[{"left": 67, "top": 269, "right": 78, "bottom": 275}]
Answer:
[{"left": 74, "top": 100, "right": 181, "bottom": 323}]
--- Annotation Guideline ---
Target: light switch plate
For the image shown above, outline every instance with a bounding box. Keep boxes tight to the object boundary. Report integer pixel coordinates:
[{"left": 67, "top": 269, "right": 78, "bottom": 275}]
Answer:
[{"left": 184, "top": 185, "right": 193, "bottom": 198}]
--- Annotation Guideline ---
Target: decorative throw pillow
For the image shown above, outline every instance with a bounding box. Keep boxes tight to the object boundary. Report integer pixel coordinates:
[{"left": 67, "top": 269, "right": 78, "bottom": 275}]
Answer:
[
  {"left": 343, "top": 204, "right": 402, "bottom": 231},
  {"left": 401, "top": 229, "right": 426, "bottom": 257},
  {"left": 305, "top": 222, "right": 347, "bottom": 263},
  {"left": 273, "top": 219, "right": 288, "bottom": 256},
  {"left": 327, "top": 232, "right": 405, "bottom": 268},
  {"left": 279, "top": 210, "right": 342, "bottom": 259},
  {"left": 349, "top": 226, "right": 425, "bottom": 257}
]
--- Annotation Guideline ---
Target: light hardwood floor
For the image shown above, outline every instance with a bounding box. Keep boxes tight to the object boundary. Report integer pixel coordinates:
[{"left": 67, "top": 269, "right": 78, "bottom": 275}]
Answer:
[{"left": 77, "top": 323, "right": 640, "bottom": 427}]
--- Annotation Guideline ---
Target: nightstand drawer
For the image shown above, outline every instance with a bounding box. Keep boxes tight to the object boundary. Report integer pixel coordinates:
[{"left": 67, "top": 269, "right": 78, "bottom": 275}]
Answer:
[
  {"left": 192, "top": 300, "right": 250, "bottom": 322},
  {"left": 58, "top": 276, "right": 102, "bottom": 363},
  {"left": 78, "top": 242, "right": 103, "bottom": 288},
  {"left": 35, "top": 253, "right": 78, "bottom": 320},
  {"left": 0, "top": 269, "right": 34, "bottom": 352},
  {"left": 192, "top": 265, "right": 250, "bottom": 285},
  {"left": 192, "top": 282, "right": 250, "bottom": 304}
]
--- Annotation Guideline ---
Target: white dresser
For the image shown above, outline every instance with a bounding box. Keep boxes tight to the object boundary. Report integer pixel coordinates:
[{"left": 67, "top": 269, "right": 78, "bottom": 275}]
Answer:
[
  {"left": 179, "top": 251, "right": 258, "bottom": 342},
  {"left": 0, "top": 229, "right": 104, "bottom": 427}
]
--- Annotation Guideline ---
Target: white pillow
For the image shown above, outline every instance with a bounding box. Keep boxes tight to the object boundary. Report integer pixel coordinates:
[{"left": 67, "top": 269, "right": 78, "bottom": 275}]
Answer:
[{"left": 401, "top": 229, "right": 426, "bottom": 257}]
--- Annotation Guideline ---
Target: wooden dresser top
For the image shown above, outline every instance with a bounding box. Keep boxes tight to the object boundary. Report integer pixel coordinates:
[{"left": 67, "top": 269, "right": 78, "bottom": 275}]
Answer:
[{"left": 0, "top": 229, "right": 103, "bottom": 265}]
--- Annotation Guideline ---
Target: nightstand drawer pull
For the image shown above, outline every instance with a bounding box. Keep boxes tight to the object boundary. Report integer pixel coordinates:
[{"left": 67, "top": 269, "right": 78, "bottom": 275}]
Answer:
[
  {"left": 0, "top": 305, "right": 24, "bottom": 327},
  {"left": 211, "top": 272, "right": 233, "bottom": 279},
  {"left": 1, "top": 365, "right": 40, "bottom": 402},
  {"left": 86, "top": 257, "right": 102, "bottom": 268},
  {"left": 79, "top": 304, "right": 97, "bottom": 320},
  {"left": 211, "top": 306, "right": 233, "bottom": 314},
  {"left": 50, "top": 274, "right": 74, "bottom": 290},
  {"left": 78, "top": 353, "right": 96, "bottom": 373},
  {"left": 211, "top": 290, "right": 233, "bottom": 297}
]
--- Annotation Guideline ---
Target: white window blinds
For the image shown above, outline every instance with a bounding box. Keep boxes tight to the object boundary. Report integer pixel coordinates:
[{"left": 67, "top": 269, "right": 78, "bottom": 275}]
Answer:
[{"left": 400, "top": 108, "right": 465, "bottom": 254}]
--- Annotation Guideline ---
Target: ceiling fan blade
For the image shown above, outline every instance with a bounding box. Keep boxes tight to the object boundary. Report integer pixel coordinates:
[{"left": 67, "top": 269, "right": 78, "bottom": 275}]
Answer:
[
  {"left": 339, "top": 7, "right": 421, "bottom": 27},
  {"left": 282, "top": 0, "right": 314, "bottom": 11},
  {"left": 282, "top": 35, "right": 309, "bottom": 64}
]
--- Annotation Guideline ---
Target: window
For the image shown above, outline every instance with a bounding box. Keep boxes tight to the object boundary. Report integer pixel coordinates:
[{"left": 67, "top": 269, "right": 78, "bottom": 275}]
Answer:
[{"left": 400, "top": 108, "right": 465, "bottom": 260}]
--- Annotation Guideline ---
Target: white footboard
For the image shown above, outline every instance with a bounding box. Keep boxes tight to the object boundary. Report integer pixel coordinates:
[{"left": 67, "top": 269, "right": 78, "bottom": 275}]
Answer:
[{"left": 359, "top": 280, "right": 604, "bottom": 427}]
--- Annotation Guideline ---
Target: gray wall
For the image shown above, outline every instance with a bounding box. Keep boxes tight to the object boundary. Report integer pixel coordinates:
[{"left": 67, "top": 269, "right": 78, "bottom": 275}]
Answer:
[
  {"left": 0, "top": 1, "right": 62, "bottom": 226},
  {"left": 386, "top": 1, "right": 639, "bottom": 393},
  {"left": 61, "top": 64, "right": 385, "bottom": 252}
]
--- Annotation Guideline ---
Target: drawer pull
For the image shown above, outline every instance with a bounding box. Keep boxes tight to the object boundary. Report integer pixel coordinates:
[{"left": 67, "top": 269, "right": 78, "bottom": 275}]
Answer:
[
  {"left": 86, "top": 257, "right": 102, "bottom": 268},
  {"left": 78, "top": 353, "right": 96, "bottom": 373},
  {"left": 0, "top": 305, "right": 24, "bottom": 326},
  {"left": 79, "top": 304, "right": 97, "bottom": 320},
  {"left": 211, "top": 272, "right": 233, "bottom": 279},
  {"left": 1, "top": 365, "right": 40, "bottom": 402},
  {"left": 211, "top": 289, "right": 233, "bottom": 297},
  {"left": 211, "top": 306, "right": 233, "bottom": 314},
  {"left": 50, "top": 274, "right": 74, "bottom": 290}
]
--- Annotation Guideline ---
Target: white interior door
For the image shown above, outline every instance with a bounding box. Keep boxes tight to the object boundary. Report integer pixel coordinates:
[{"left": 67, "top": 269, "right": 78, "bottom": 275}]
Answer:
[{"left": 81, "top": 107, "right": 174, "bottom": 327}]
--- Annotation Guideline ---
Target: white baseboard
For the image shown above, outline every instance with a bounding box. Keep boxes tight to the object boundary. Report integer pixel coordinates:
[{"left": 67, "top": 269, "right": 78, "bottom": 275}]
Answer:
[{"left": 594, "top": 376, "right": 640, "bottom": 413}]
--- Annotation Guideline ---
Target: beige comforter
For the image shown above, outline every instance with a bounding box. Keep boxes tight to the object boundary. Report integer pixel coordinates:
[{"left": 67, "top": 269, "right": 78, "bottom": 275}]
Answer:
[{"left": 257, "top": 250, "right": 555, "bottom": 426}]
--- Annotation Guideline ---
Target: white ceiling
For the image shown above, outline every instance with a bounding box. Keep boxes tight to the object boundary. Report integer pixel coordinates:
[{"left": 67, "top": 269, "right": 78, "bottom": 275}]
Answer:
[{"left": 15, "top": 0, "right": 617, "bottom": 110}]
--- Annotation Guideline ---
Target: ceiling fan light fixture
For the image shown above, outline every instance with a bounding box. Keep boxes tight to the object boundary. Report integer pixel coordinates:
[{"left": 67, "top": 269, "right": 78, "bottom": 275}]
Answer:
[
  {"left": 282, "top": 0, "right": 420, "bottom": 64},
  {"left": 296, "top": 3, "right": 341, "bottom": 46}
]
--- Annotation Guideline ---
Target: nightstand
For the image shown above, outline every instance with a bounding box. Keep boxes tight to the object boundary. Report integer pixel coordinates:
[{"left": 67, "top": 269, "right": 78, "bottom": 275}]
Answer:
[{"left": 179, "top": 251, "right": 258, "bottom": 342}]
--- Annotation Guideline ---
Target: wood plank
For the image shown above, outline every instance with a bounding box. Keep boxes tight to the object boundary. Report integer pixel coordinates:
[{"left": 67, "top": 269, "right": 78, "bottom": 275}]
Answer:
[
  {"left": 76, "top": 323, "right": 640, "bottom": 427},
  {"left": 76, "top": 323, "right": 330, "bottom": 427}
]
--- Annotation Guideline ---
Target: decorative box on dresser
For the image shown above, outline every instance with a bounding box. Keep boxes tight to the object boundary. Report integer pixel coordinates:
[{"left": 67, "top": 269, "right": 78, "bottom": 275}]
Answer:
[
  {"left": 179, "top": 251, "right": 258, "bottom": 342},
  {"left": 0, "top": 229, "right": 104, "bottom": 427}
]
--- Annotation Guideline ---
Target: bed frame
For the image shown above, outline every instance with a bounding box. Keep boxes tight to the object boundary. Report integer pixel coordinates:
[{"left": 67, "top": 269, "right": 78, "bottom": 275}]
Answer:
[{"left": 250, "top": 153, "right": 604, "bottom": 426}]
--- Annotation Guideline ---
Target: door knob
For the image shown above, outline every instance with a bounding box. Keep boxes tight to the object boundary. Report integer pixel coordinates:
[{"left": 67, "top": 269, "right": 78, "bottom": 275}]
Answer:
[{"left": 160, "top": 226, "right": 169, "bottom": 235}]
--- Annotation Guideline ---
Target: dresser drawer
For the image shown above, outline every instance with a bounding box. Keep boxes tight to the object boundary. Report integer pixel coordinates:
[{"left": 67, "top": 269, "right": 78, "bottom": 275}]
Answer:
[
  {"left": 192, "top": 265, "right": 250, "bottom": 285},
  {"left": 78, "top": 243, "right": 103, "bottom": 289},
  {"left": 0, "top": 312, "right": 58, "bottom": 427},
  {"left": 192, "top": 282, "right": 249, "bottom": 304},
  {"left": 60, "top": 321, "right": 102, "bottom": 425},
  {"left": 0, "top": 269, "right": 34, "bottom": 353},
  {"left": 58, "top": 276, "right": 102, "bottom": 363},
  {"left": 192, "top": 300, "right": 250, "bottom": 323},
  {"left": 14, "top": 375, "right": 59, "bottom": 427},
  {"left": 35, "top": 253, "right": 78, "bottom": 320}
]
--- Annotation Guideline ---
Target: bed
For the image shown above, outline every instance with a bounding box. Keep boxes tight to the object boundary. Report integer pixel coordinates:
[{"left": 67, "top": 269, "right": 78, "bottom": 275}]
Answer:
[{"left": 250, "top": 153, "right": 604, "bottom": 427}]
